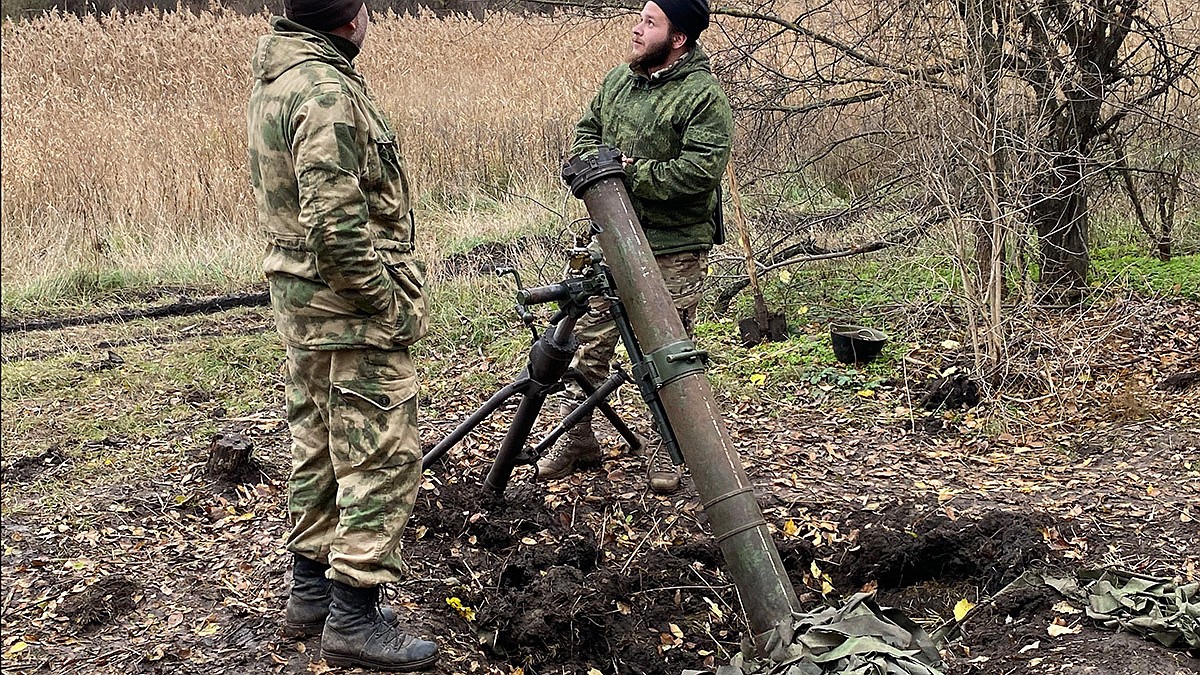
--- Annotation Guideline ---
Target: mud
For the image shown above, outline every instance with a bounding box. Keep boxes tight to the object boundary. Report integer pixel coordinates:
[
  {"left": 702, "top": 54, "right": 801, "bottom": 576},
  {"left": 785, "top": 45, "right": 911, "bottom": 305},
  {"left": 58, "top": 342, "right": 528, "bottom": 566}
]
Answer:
[
  {"left": 920, "top": 372, "right": 982, "bottom": 410},
  {"left": 955, "top": 585, "right": 1200, "bottom": 674},
  {"left": 1162, "top": 371, "right": 1200, "bottom": 391},
  {"left": 6, "top": 464, "right": 1194, "bottom": 674},
  {"left": 407, "top": 476, "right": 718, "bottom": 674},
  {"left": 401, "top": 474, "right": 1101, "bottom": 674},
  {"left": 846, "top": 509, "right": 1049, "bottom": 592},
  {"left": 3, "top": 445, "right": 69, "bottom": 483}
]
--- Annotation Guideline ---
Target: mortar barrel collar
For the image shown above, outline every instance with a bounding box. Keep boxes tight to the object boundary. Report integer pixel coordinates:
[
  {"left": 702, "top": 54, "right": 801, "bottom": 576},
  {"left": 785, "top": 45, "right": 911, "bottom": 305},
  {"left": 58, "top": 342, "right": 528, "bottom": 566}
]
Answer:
[{"left": 562, "top": 147, "right": 627, "bottom": 197}]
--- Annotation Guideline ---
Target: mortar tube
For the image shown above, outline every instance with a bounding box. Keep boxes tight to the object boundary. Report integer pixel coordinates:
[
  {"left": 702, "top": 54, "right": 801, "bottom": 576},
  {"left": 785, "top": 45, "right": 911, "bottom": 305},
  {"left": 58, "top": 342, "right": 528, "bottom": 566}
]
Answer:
[{"left": 563, "top": 152, "right": 800, "bottom": 639}]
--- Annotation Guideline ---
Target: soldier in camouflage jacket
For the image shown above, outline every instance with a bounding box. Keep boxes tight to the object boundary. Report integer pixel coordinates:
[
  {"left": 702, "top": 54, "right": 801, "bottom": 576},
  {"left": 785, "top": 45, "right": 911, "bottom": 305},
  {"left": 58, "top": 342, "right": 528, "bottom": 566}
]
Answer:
[
  {"left": 537, "top": 0, "right": 733, "bottom": 494},
  {"left": 246, "top": 2, "right": 436, "bottom": 670}
]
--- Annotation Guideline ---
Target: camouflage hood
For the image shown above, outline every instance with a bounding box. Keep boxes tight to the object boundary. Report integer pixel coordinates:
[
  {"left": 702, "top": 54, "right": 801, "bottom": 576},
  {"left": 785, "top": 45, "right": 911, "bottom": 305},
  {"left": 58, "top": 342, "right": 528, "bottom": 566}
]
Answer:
[{"left": 251, "top": 17, "right": 358, "bottom": 85}]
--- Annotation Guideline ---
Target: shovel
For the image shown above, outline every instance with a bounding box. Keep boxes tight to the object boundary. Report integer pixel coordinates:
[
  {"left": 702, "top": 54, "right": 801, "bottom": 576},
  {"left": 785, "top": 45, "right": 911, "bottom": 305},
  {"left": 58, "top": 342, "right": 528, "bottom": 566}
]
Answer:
[{"left": 725, "top": 161, "right": 787, "bottom": 347}]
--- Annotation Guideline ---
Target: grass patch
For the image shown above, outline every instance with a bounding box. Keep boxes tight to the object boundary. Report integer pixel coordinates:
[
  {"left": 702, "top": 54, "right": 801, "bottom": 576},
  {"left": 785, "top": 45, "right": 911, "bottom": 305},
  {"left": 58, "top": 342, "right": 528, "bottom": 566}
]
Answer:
[
  {"left": 0, "top": 261, "right": 262, "bottom": 318},
  {"left": 697, "top": 318, "right": 895, "bottom": 407},
  {"left": 1092, "top": 248, "right": 1200, "bottom": 298},
  {"left": 0, "top": 325, "right": 287, "bottom": 516}
]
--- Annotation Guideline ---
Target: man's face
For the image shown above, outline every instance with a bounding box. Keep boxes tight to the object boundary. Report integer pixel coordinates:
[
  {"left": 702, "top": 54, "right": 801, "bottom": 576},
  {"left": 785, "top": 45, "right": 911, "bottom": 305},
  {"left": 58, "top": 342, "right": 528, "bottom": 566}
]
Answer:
[
  {"left": 629, "top": 2, "right": 676, "bottom": 70},
  {"left": 348, "top": 3, "right": 369, "bottom": 49}
]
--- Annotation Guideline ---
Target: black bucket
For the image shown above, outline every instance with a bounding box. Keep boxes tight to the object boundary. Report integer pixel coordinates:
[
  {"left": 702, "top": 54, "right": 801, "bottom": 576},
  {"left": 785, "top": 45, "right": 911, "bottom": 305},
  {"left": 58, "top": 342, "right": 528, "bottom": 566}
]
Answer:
[{"left": 830, "top": 323, "right": 888, "bottom": 364}]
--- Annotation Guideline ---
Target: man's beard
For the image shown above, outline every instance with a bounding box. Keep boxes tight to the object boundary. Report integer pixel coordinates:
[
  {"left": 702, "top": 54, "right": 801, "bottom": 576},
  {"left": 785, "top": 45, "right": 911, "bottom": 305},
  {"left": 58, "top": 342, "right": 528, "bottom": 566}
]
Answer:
[{"left": 629, "top": 35, "right": 673, "bottom": 71}]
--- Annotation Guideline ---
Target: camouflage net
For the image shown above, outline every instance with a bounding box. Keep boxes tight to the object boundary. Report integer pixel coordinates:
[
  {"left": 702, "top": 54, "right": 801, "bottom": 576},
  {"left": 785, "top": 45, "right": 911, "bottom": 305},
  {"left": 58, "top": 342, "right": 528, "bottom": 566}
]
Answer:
[
  {"left": 1014, "top": 567, "right": 1199, "bottom": 650},
  {"left": 684, "top": 592, "right": 945, "bottom": 675}
]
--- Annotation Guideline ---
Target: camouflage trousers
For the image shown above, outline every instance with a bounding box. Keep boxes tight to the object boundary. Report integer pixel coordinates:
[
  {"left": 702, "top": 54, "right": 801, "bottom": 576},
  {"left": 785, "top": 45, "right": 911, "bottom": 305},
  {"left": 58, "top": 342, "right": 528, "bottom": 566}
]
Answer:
[
  {"left": 564, "top": 250, "right": 708, "bottom": 408},
  {"left": 283, "top": 345, "right": 422, "bottom": 588}
]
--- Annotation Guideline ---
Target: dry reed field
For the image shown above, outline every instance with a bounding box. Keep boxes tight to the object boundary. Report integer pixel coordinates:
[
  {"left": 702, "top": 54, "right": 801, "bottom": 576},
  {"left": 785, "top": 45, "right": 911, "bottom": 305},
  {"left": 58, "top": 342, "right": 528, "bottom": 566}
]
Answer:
[
  {"left": 2, "top": 3, "right": 1195, "bottom": 306},
  {"left": 0, "top": 9, "right": 630, "bottom": 297}
]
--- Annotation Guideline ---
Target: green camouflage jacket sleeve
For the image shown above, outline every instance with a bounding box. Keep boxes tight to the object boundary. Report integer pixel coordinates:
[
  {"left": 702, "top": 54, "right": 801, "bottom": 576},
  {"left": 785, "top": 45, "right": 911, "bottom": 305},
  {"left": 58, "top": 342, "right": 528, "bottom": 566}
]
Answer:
[
  {"left": 573, "top": 84, "right": 605, "bottom": 159},
  {"left": 293, "top": 88, "right": 395, "bottom": 316}
]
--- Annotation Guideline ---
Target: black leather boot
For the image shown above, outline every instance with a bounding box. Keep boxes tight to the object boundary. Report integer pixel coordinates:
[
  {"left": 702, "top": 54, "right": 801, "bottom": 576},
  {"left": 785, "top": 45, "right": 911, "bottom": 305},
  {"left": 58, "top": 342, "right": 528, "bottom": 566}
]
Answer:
[
  {"left": 283, "top": 554, "right": 331, "bottom": 637},
  {"left": 284, "top": 554, "right": 401, "bottom": 638},
  {"left": 320, "top": 582, "right": 439, "bottom": 671}
]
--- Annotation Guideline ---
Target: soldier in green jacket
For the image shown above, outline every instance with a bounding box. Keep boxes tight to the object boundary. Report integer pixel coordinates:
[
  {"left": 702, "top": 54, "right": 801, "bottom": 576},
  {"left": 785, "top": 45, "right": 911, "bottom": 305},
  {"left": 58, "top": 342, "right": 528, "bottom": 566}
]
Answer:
[
  {"left": 246, "top": 0, "right": 437, "bottom": 670},
  {"left": 537, "top": 0, "right": 733, "bottom": 494}
]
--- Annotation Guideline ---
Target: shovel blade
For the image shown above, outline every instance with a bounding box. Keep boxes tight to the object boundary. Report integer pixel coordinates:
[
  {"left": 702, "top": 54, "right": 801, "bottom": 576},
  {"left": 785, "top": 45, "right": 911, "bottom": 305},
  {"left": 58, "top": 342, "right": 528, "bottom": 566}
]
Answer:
[{"left": 738, "top": 313, "right": 788, "bottom": 347}]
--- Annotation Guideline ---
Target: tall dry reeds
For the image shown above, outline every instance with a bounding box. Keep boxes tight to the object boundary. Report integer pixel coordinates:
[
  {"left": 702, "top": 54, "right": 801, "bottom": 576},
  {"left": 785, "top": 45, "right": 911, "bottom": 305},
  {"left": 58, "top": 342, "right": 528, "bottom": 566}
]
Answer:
[{"left": 0, "top": 9, "right": 628, "bottom": 294}]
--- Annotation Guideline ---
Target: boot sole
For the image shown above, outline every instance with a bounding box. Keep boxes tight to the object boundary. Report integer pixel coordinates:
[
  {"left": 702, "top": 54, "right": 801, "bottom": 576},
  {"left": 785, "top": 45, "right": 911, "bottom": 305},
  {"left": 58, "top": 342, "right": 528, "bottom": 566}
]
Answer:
[
  {"left": 321, "top": 649, "right": 439, "bottom": 672},
  {"left": 281, "top": 620, "right": 324, "bottom": 638}
]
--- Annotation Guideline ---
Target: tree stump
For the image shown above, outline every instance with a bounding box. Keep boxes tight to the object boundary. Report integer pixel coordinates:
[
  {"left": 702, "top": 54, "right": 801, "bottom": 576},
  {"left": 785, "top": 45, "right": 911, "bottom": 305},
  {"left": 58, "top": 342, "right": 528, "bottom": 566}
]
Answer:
[{"left": 206, "top": 432, "right": 254, "bottom": 479}]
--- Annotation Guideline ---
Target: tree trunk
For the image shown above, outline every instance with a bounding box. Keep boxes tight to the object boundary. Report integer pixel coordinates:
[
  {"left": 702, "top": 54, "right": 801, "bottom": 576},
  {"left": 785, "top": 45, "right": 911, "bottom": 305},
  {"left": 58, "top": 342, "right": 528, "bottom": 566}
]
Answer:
[
  {"left": 1155, "top": 236, "right": 1172, "bottom": 261},
  {"left": 1031, "top": 154, "right": 1090, "bottom": 302},
  {"left": 206, "top": 432, "right": 254, "bottom": 480}
]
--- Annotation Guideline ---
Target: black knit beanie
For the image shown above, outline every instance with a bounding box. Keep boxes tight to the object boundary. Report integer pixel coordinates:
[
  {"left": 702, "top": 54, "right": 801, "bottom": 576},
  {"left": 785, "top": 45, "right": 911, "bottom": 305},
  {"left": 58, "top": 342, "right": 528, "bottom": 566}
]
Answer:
[
  {"left": 284, "top": 0, "right": 364, "bottom": 31},
  {"left": 655, "top": 0, "right": 709, "bottom": 41}
]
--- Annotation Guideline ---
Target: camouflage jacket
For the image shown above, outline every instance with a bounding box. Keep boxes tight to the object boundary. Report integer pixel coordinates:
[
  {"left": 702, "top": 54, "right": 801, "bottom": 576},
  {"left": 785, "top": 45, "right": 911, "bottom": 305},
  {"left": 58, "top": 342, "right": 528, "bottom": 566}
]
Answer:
[
  {"left": 247, "top": 17, "right": 427, "bottom": 350},
  {"left": 572, "top": 47, "right": 733, "bottom": 255}
]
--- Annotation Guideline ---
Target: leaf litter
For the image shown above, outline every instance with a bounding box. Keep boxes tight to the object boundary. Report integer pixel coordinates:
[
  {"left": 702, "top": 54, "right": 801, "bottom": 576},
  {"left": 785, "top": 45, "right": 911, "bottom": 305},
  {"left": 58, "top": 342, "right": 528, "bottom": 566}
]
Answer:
[{"left": 0, "top": 296, "right": 1197, "bottom": 674}]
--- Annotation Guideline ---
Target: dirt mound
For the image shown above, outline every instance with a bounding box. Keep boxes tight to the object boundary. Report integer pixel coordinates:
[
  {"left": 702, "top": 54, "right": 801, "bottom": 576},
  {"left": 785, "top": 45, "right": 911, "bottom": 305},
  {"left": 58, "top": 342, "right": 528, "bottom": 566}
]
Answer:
[
  {"left": 412, "top": 478, "right": 1061, "bottom": 673},
  {"left": 61, "top": 575, "right": 140, "bottom": 631},
  {"left": 954, "top": 582, "right": 1200, "bottom": 675},
  {"left": 407, "top": 476, "right": 721, "bottom": 673},
  {"left": 413, "top": 478, "right": 554, "bottom": 548},
  {"left": 2, "top": 445, "right": 69, "bottom": 483},
  {"left": 778, "top": 508, "right": 1051, "bottom": 597},
  {"left": 920, "top": 372, "right": 982, "bottom": 410}
]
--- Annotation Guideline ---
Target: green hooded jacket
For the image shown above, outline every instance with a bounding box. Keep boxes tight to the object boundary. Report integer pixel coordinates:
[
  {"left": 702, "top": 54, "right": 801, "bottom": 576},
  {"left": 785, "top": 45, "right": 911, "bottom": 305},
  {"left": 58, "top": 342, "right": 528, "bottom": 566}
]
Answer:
[
  {"left": 246, "top": 17, "right": 426, "bottom": 351},
  {"left": 572, "top": 47, "right": 733, "bottom": 255}
]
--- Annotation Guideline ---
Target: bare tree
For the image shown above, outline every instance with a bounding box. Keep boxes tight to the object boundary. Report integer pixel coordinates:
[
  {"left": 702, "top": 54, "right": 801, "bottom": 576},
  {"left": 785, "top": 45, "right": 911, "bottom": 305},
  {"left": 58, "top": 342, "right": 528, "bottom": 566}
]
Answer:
[
  {"left": 701, "top": 0, "right": 1196, "bottom": 373},
  {"left": 713, "top": 0, "right": 1195, "bottom": 280}
]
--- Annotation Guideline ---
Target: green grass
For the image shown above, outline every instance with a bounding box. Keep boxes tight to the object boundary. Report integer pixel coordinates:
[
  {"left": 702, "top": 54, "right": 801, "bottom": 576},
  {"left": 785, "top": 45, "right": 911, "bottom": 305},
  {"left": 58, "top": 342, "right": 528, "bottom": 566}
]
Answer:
[
  {"left": 2, "top": 332, "right": 283, "bottom": 442},
  {"left": 0, "top": 262, "right": 261, "bottom": 317},
  {"left": 711, "top": 254, "right": 956, "bottom": 328},
  {"left": 1091, "top": 248, "right": 1200, "bottom": 298},
  {"left": 695, "top": 317, "right": 895, "bottom": 407}
]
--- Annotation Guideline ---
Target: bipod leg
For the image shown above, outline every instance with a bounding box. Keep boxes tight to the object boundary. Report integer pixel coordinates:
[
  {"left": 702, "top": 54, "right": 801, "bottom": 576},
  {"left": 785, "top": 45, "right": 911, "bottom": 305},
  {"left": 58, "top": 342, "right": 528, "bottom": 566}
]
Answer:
[
  {"left": 422, "top": 381, "right": 522, "bottom": 469},
  {"left": 484, "top": 387, "right": 547, "bottom": 493},
  {"left": 531, "top": 368, "right": 636, "bottom": 457},
  {"left": 586, "top": 367, "right": 642, "bottom": 453}
]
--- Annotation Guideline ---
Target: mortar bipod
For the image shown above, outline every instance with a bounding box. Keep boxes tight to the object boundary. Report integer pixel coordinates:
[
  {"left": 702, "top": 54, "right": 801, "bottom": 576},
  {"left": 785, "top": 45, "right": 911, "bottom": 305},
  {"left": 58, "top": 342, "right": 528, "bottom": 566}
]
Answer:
[{"left": 419, "top": 253, "right": 641, "bottom": 494}]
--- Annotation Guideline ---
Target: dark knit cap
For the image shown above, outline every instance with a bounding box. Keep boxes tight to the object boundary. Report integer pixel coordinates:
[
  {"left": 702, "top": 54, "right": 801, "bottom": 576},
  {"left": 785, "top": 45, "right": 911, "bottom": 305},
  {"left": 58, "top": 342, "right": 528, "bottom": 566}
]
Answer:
[
  {"left": 284, "top": 0, "right": 364, "bottom": 31},
  {"left": 655, "top": 0, "right": 709, "bottom": 41}
]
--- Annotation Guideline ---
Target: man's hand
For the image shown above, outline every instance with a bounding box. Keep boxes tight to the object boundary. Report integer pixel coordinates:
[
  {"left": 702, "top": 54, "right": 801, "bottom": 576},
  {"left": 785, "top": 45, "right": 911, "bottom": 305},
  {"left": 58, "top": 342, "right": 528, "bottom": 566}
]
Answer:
[{"left": 621, "top": 154, "right": 636, "bottom": 167}]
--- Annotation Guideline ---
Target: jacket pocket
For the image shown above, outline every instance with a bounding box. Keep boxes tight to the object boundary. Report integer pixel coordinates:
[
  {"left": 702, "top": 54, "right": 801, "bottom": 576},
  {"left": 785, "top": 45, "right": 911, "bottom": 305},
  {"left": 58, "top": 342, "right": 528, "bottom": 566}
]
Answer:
[
  {"left": 379, "top": 253, "right": 429, "bottom": 347},
  {"left": 329, "top": 371, "right": 420, "bottom": 471}
]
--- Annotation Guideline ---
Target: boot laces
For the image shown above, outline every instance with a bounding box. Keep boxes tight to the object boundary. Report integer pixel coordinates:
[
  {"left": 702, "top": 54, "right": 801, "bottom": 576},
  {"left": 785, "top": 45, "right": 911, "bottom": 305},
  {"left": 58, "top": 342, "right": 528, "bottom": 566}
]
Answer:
[
  {"left": 374, "top": 583, "right": 400, "bottom": 618},
  {"left": 648, "top": 440, "right": 678, "bottom": 474},
  {"left": 373, "top": 586, "right": 418, "bottom": 649}
]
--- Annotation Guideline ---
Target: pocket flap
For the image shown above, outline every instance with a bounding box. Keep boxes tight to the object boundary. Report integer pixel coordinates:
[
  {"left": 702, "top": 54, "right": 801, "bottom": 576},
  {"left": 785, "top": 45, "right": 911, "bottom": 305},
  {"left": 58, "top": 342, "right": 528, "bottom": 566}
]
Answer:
[{"left": 332, "top": 374, "right": 417, "bottom": 412}]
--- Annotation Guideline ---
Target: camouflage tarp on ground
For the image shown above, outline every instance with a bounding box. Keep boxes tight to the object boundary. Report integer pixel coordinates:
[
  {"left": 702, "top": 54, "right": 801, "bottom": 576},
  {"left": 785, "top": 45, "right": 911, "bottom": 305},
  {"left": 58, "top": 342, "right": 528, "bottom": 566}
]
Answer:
[
  {"left": 1013, "top": 567, "right": 1199, "bottom": 650},
  {"left": 684, "top": 592, "right": 945, "bottom": 675}
]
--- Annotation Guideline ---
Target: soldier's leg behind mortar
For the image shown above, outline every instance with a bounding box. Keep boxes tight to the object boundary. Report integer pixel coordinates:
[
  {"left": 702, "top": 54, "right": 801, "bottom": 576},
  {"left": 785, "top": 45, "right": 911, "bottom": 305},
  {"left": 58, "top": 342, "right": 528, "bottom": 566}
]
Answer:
[
  {"left": 536, "top": 299, "right": 620, "bottom": 480},
  {"left": 644, "top": 250, "right": 709, "bottom": 494}
]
